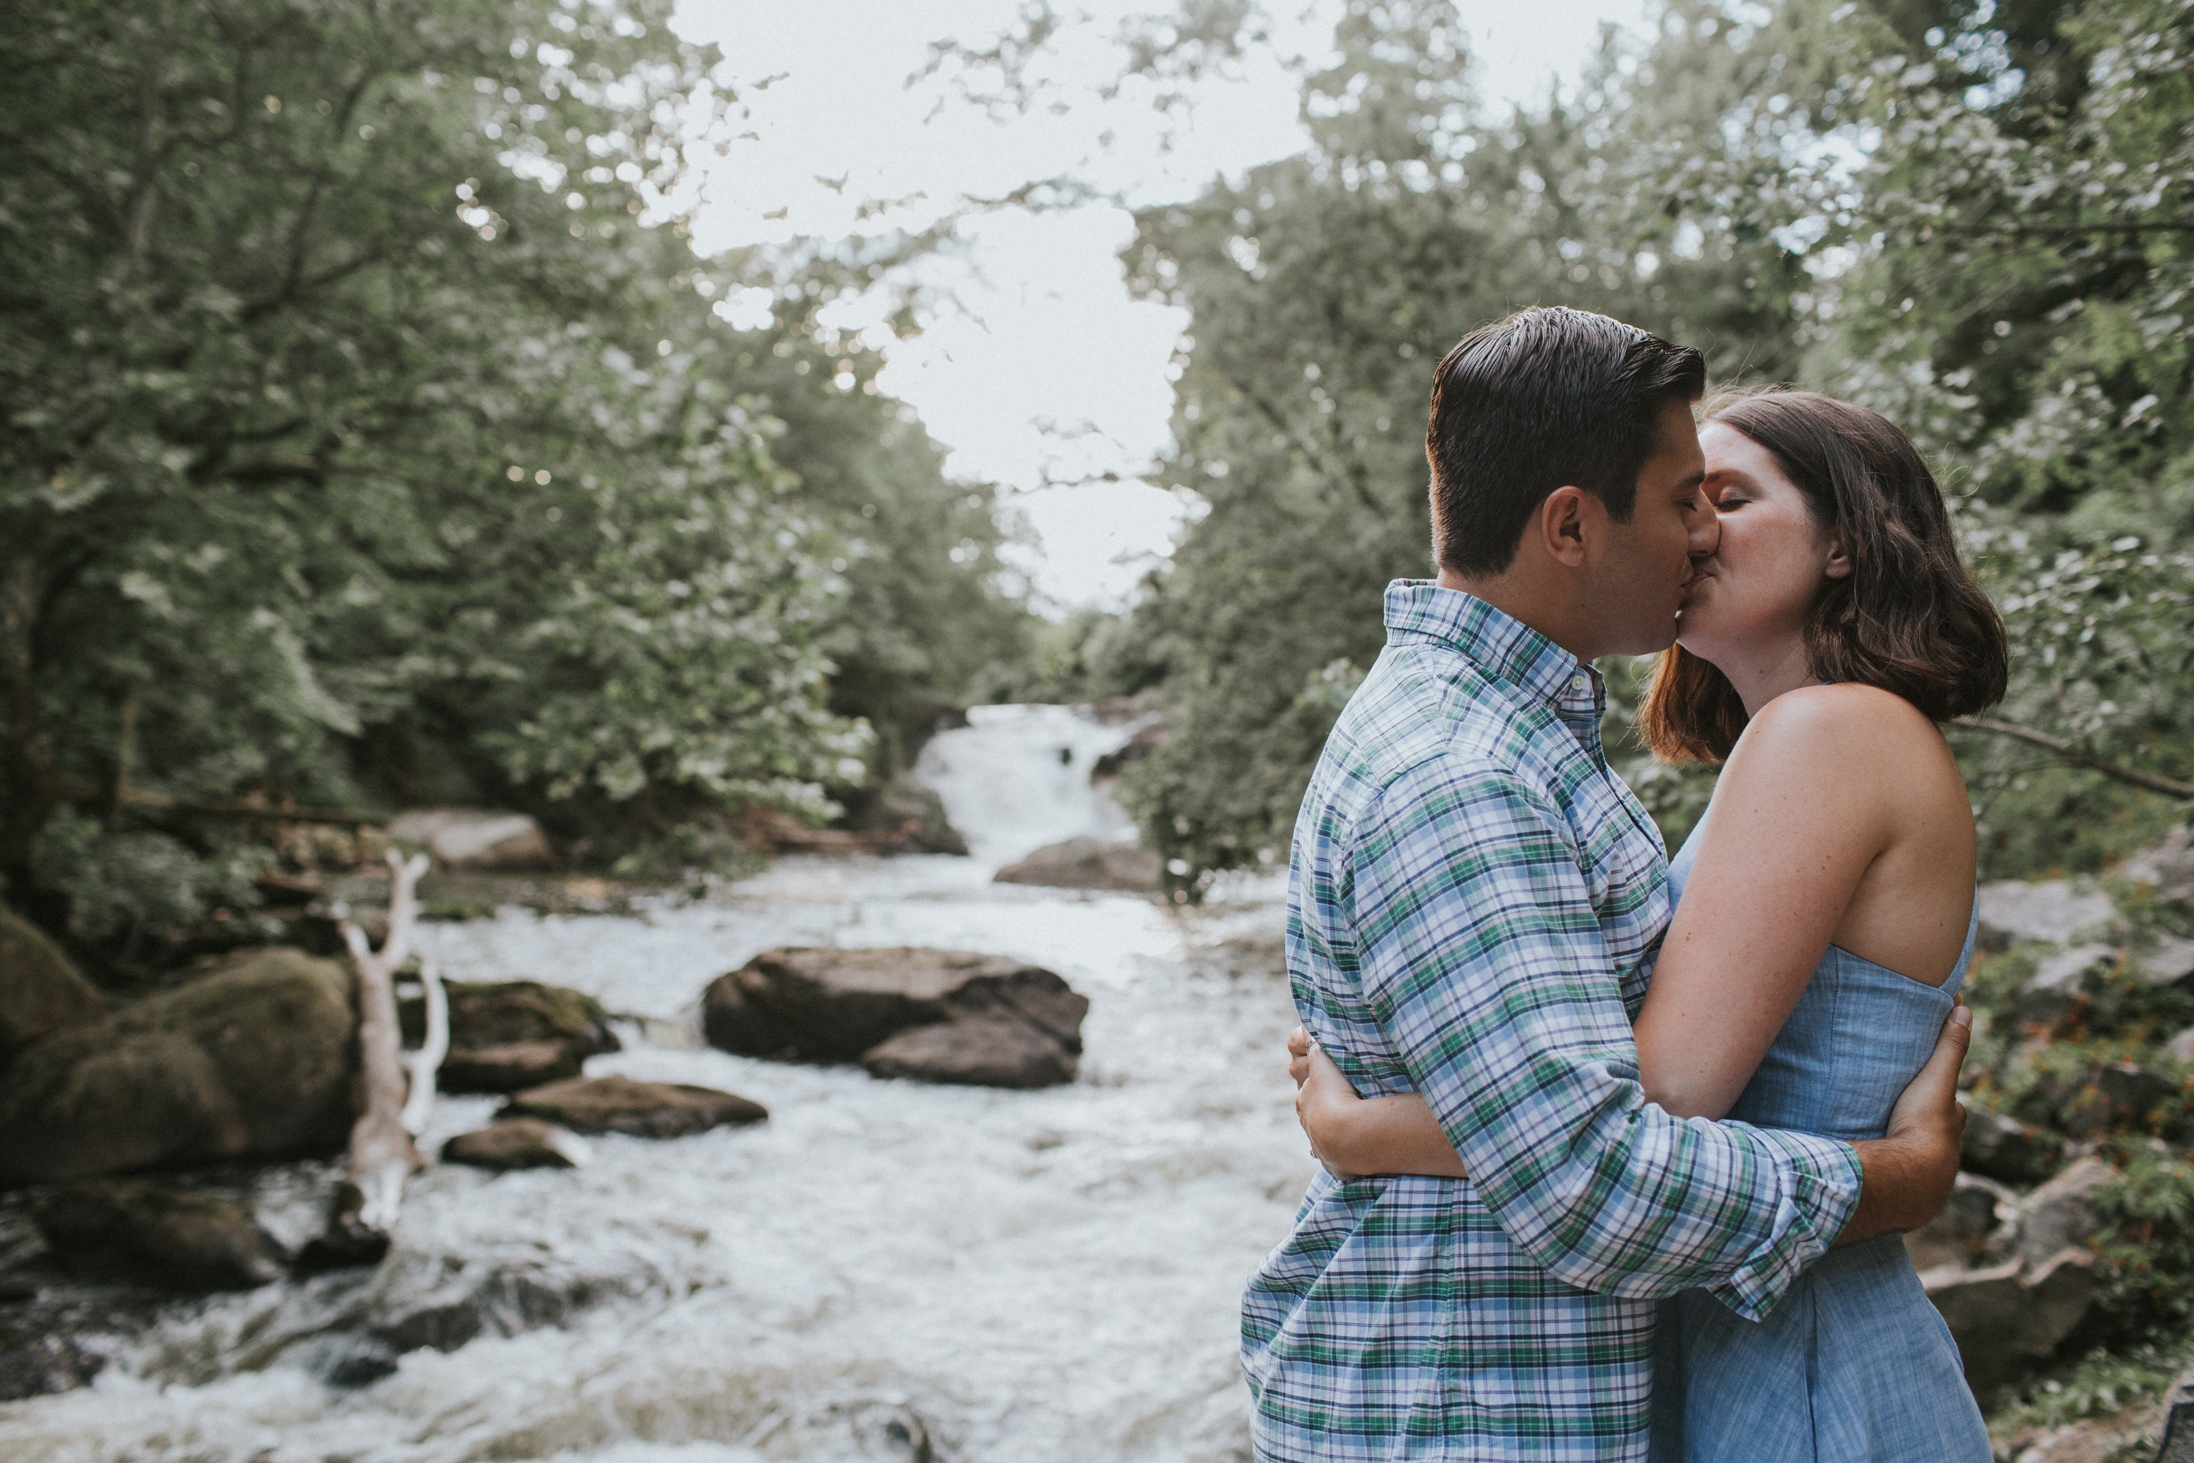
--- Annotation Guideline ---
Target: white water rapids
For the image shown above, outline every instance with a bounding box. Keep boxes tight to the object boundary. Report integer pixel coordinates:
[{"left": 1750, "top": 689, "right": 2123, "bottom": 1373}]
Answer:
[{"left": 0, "top": 705, "right": 1313, "bottom": 1463}]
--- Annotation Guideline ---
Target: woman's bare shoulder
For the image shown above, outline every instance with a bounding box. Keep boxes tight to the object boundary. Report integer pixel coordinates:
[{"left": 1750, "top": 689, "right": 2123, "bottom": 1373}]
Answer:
[
  {"left": 1739, "top": 682, "right": 1938, "bottom": 751},
  {"left": 1722, "top": 683, "right": 1947, "bottom": 790}
]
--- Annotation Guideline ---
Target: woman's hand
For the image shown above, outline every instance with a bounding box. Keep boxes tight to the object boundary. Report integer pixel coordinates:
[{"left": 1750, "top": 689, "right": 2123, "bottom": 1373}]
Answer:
[
  {"left": 1288, "top": 1026, "right": 1363, "bottom": 1179},
  {"left": 1284, "top": 1026, "right": 1467, "bottom": 1180}
]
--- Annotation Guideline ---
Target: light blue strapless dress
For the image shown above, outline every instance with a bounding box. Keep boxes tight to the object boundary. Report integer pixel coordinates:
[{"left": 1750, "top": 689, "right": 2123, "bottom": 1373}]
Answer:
[{"left": 1647, "top": 827, "right": 1992, "bottom": 1463}]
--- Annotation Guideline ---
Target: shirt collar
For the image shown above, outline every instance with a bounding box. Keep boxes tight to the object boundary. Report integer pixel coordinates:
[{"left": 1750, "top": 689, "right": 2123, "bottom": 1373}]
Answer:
[{"left": 1381, "top": 579, "right": 1603, "bottom": 720}]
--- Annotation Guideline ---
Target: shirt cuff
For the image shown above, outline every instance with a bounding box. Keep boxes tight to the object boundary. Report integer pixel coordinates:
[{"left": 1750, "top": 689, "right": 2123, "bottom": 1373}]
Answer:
[{"left": 1701, "top": 1126, "right": 1864, "bottom": 1322}]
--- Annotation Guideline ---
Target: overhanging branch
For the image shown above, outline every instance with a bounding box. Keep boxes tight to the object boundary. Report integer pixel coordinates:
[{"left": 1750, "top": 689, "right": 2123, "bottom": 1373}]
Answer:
[{"left": 1951, "top": 716, "right": 2194, "bottom": 800}]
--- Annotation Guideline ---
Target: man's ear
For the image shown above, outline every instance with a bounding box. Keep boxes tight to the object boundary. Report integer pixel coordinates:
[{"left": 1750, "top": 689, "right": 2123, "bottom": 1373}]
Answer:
[
  {"left": 1538, "top": 486, "right": 1594, "bottom": 568},
  {"left": 1822, "top": 526, "right": 1853, "bottom": 580}
]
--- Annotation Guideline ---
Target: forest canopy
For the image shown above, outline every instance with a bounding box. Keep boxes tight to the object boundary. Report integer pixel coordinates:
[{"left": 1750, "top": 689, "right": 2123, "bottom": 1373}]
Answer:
[
  {"left": 1098, "top": 0, "right": 2194, "bottom": 891},
  {"left": 1, "top": 0, "right": 1032, "bottom": 936}
]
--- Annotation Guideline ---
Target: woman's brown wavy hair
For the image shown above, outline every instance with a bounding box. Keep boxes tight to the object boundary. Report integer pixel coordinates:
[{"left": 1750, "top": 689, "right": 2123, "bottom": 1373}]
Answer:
[{"left": 1641, "top": 389, "right": 2007, "bottom": 763}]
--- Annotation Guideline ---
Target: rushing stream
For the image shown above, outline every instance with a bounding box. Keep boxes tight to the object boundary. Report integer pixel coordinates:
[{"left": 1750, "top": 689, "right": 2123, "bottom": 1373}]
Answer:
[{"left": 0, "top": 706, "right": 1312, "bottom": 1463}]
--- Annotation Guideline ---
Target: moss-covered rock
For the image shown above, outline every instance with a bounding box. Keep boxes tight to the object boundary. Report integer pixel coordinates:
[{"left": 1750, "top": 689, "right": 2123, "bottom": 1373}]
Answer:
[
  {"left": 0, "top": 908, "right": 106, "bottom": 1064},
  {"left": 398, "top": 978, "right": 618, "bottom": 1095},
  {"left": 0, "top": 948, "right": 356, "bottom": 1184}
]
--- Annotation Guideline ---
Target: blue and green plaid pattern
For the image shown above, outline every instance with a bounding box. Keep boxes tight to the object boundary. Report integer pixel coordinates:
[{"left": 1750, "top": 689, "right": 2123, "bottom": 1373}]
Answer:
[{"left": 1242, "top": 582, "right": 1863, "bottom": 1462}]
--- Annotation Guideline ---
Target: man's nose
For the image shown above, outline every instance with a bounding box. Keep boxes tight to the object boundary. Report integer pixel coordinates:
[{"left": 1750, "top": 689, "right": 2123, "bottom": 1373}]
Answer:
[{"left": 1689, "top": 509, "right": 1721, "bottom": 559}]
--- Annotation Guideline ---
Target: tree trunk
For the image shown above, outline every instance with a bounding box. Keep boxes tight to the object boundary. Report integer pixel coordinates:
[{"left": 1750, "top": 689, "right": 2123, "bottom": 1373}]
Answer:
[{"left": 0, "top": 503, "right": 61, "bottom": 918}]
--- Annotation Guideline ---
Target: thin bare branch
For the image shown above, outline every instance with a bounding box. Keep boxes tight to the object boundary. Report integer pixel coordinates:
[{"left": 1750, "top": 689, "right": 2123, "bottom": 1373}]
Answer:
[
  {"left": 400, "top": 960, "right": 448, "bottom": 1137},
  {"left": 1951, "top": 717, "right": 2194, "bottom": 800}
]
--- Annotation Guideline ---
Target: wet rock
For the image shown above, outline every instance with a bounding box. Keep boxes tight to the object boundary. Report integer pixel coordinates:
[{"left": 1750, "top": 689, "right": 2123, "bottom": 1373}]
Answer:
[
  {"left": 2168, "top": 1025, "right": 2194, "bottom": 1065},
  {"left": 438, "top": 1039, "right": 584, "bottom": 1093},
  {"left": 860, "top": 1015, "right": 1079, "bottom": 1088},
  {"left": 1977, "top": 880, "right": 2115, "bottom": 951},
  {"left": 842, "top": 774, "right": 969, "bottom": 856},
  {"left": 294, "top": 1181, "right": 390, "bottom": 1273},
  {"left": 1091, "top": 719, "right": 1166, "bottom": 780},
  {"left": 706, "top": 947, "right": 1087, "bottom": 1059},
  {"left": 993, "top": 835, "right": 1161, "bottom": 892},
  {"left": 441, "top": 1118, "right": 590, "bottom": 1170},
  {"left": 1922, "top": 1247, "right": 2096, "bottom": 1390},
  {"left": 501, "top": 1075, "right": 767, "bottom": 1138},
  {"left": 0, "top": 948, "right": 356, "bottom": 1184},
  {"left": 386, "top": 808, "right": 553, "bottom": 870},
  {"left": 1960, "top": 1104, "right": 2065, "bottom": 1186},
  {"left": 308, "top": 1261, "right": 633, "bottom": 1387},
  {"left": 32, "top": 1179, "right": 285, "bottom": 1291},
  {"left": 2019, "top": 943, "right": 2118, "bottom": 1026},
  {"left": 0, "top": 910, "right": 107, "bottom": 1065},
  {"left": 400, "top": 978, "right": 619, "bottom": 1096},
  {"left": 2118, "top": 826, "right": 2194, "bottom": 902},
  {"left": 703, "top": 946, "right": 1088, "bottom": 1087},
  {"left": 2015, "top": 1156, "right": 2115, "bottom": 1269},
  {"left": 0, "top": 1332, "right": 106, "bottom": 1402},
  {"left": 1904, "top": 1172, "right": 2014, "bottom": 1272}
]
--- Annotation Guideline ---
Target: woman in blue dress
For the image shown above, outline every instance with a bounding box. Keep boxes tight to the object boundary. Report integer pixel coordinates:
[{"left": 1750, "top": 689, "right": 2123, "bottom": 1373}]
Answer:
[{"left": 1289, "top": 388, "right": 2006, "bottom": 1461}]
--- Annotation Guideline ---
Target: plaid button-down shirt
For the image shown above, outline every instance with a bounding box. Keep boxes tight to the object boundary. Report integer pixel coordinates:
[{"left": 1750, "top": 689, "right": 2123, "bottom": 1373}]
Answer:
[{"left": 1242, "top": 582, "right": 1863, "bottom": 1462}]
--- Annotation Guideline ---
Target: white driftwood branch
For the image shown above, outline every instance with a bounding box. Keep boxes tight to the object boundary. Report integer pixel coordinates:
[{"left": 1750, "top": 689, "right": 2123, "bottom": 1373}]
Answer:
[
  {"left": 400, "top": 959, "right": 448, "bottom": 1137},
  {"left": 336, "top": 849, "right": 431, "bottom": 1239}
]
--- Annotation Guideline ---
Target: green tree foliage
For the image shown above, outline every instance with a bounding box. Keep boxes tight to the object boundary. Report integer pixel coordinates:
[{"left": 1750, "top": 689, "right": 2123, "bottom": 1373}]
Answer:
[
  {"left": 1119, "top": 0, "right": 2194, "bottom": 887},
  {"left": 1793, "top": 0, "right": 2194, "bottom": 872},
  {"left": 1115, "top": 0, "right": 1838, "bottom": 887},
  {"left": 1, "top": 0, "right": 1026, "bottom": 928}
]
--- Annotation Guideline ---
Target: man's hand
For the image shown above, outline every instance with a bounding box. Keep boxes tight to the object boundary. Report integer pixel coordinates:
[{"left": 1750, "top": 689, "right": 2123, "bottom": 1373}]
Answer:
[{"left": 1837, "top": 1001, "right": 1972, "bottom": 1245}]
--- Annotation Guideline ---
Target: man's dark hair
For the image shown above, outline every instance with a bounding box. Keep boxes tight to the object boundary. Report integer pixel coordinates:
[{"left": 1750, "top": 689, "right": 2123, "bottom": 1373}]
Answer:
[{"left": 1425, "top": 306, "right": 1706, "bottom": 576}]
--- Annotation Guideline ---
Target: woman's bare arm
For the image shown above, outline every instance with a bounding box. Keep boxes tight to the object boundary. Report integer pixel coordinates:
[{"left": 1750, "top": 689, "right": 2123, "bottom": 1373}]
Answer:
[{"left": 1288, "top": 1027, "right": 1464, "bottom": 1178}]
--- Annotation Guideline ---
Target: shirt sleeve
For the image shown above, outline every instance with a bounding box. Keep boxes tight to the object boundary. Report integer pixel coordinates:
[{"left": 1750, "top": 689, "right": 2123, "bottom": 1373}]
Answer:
[{"left": 1343, "top": 753, "right": 1864, "bottom": 1321}]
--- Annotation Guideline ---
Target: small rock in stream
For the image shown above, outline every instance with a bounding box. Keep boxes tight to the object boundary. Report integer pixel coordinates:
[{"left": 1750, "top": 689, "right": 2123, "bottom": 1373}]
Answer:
[
  {"left": 437, "top": 1039, "right": 584, "bottom": 1094},
  {"left": 442, "top": 1119, "right": 590, "bottom": 1170},
  {"left": 32, "top": 1179, "right": 286, "bottom": 1291},
  {"left": 400, "top": 978, "right": 619, "bottom": 1096},
  {"left": 993, "top": 835, "right": 1161, "bottom": 892},
  {"left": 501, "top": 1075, "right": 766, "bottom": 1138},
  {"left": 861, "top": 1015, "right": 1079, "bottom": 1089}
]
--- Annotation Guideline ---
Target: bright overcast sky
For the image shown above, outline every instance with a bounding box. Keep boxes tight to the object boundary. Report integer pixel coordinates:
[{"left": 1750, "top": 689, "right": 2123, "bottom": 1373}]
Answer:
[{"left": 669, "top": 0, "right": 1653, "bottom": 611}]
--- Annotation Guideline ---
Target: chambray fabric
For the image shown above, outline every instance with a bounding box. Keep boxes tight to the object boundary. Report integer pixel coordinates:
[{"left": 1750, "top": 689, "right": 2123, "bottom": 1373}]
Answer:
[
  {"left": 1242, "top": 582, "right": 1864, "bottom": 1463},
  {"left": 1649, "top": 829, "right": 1991, "bottom": 1463}
]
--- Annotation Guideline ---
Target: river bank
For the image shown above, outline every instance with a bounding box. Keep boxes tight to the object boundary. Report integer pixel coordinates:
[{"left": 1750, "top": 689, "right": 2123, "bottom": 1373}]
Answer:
[{"left": 0, "top": 707, "right": 1310, "bottom": 1463}]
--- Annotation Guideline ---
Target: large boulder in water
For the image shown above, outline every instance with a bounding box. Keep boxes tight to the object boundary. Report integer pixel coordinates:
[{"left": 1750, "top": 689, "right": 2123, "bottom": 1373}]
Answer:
[
  {"left": 0, "top": 948, "right": 356, "bottom": 1184},
  {"left": 0, "top": 909, "right": 107, "bottom": 1064},
  {"left": 703, "top": 946, "right": 1088, "bottom": 1087},
  {"left": 993, "top": 836, "right": 1161, "bottom": 893}
]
